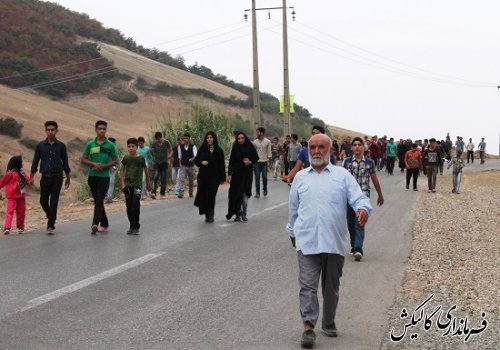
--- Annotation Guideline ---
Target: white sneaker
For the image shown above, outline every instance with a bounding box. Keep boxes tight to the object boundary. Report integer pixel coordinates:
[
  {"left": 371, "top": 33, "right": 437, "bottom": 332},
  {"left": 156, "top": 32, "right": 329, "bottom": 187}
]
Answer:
[{"left": 354, "top": 252, "right": 363, "bottom": 261}]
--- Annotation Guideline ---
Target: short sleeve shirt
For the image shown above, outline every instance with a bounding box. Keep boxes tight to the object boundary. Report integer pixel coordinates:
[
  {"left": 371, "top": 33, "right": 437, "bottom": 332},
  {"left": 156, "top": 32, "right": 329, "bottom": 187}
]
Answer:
[
  {"left": 386, "top": 143, "right": 398, "bottom": 158},
  {"left": 271, "top": 144, "right": 282, "bottom": 160},
  {"left": 83, "top": 138, "right": 117, "bottom": 177},
  {"left": 151, "top": 140, "right": 171, "bottom": 164},
  {"left": 137, "top": 146, "right": 152, "bottom": 166},
  {"left": 297, "top": 148, "right": 308, "bottom": 162},
  {"left": 342, "top": 156, "right": 376, "bottom": 197},
  {"left": 121, "top": 155, "right": 146, "bottom": 187}
]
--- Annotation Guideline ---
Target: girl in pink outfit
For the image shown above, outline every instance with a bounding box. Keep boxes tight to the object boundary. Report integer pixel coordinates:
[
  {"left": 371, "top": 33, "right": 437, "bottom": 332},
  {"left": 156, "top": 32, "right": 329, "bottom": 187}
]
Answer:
[{"left": 0, "top": 156, "right": 30, "bottom": 235}]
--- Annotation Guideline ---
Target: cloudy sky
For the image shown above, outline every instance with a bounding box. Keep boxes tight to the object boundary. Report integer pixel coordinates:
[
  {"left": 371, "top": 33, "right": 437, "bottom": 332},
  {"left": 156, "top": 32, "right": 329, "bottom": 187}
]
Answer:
[{"left": 52, "top": 0, "right": 500, "bottom": 154}]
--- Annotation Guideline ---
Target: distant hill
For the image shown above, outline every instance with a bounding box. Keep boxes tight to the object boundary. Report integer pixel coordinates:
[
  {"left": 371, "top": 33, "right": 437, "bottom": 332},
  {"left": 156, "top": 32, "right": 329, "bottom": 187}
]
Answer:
[
  {"left": 0, "top": 0, "right": 322, "bottom": 129},
  {"left": 0, "top": 0, "right": 367, "bottom": 167},
  {"left": 97, "top": 43, "right": 246, "bottom": 100}
]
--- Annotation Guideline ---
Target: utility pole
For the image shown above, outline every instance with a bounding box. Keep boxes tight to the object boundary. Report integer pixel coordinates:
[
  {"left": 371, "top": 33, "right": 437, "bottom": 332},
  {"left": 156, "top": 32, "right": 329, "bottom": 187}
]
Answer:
[
  {"left": 245, "top": 2, "right": 295, "bottom": 136},
  {"left": 251, "top": 0, "right": 261, "bottom": 130},
  {"left": 282, "top": 0, "right": 291, "bottom": 136}
]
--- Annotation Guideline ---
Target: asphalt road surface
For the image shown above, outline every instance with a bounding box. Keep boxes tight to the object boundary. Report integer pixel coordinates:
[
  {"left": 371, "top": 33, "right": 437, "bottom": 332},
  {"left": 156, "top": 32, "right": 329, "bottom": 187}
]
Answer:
[{"left": 0, "top": 161, "right": 498, "bottom": 349}]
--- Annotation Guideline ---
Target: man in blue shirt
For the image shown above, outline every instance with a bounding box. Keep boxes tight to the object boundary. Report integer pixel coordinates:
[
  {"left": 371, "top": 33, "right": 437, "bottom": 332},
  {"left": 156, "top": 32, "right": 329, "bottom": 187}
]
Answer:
[
  {"left": 287, "top": 134, "right": 372, "bottom": 348},
  {"left": 30, "top": 121, "right": 71, "bottom": 235},
  {"left": 282, "top": 125, "right": 326, "bottom": 184}
]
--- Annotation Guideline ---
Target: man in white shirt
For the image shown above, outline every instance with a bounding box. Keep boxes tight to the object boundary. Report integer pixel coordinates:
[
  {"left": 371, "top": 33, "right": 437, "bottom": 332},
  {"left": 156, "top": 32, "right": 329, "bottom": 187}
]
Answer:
[
  {"left": 478, "top": 138, "right": 487, "bottom": 164},
  {"left": 466, "top": 138, "right": 475, "bottom": 164},
  {"left": 176, "top": 133, "right": 198, "bottom": 199},
  {"left": 252, "top": 127, "right": 272, "bottom": 198},
  {"left": 287, "top": 134, "right": 372, "bottom": 348}
]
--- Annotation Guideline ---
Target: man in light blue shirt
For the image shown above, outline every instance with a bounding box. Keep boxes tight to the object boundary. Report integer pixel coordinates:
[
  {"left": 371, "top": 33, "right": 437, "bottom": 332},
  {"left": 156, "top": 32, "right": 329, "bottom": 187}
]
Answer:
[
  {"left": 137, "top": 136, "right": 153, "bottom": 200},
  {"left": 287, "top": 134, "right": 372, "bottom": 348}
]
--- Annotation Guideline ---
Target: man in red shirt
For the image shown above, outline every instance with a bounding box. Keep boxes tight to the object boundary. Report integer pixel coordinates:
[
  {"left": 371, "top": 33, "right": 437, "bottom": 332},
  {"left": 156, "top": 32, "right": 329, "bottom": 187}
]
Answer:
[{"left": 404, "top": 143, "right": 422, "bottom": 191}]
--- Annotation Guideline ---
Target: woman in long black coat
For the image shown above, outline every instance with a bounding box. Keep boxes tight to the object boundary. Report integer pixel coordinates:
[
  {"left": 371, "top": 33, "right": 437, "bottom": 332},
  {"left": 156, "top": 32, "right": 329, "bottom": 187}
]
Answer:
[
  {"left": 226, "top": 131, "right": 259, "bottom": 222},
  {"left": 193, "top": 131, "right": 226, "bottom": 223}
]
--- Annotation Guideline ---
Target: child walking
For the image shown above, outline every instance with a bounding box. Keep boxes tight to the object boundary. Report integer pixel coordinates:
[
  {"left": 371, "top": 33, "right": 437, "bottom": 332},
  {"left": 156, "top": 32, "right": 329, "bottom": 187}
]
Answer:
[
  {"left": 0, "top": 156, "right": 31, "bottom": 234},
  {"left": 121, "top": 138, "right": 151, "bottom": 235},
  {"left": 448, "top": 149, "right": 465, "bottom": 194}
]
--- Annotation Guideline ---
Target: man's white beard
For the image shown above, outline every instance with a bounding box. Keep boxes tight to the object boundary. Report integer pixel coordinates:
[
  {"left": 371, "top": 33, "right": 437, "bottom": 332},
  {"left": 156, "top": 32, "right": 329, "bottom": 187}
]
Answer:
[{"left": 309, "top": 154, "right": 330, "bottom": 167}]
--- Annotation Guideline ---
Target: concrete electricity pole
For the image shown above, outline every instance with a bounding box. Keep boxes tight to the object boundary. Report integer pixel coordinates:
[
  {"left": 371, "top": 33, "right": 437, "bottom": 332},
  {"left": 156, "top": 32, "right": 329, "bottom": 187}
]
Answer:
[
  {"left": 251, "top": 0, "right": 261, "bottom": 130},
  {"left": 282, "top": 0, "right": 291, "bottom": 136},
  {"left": 245, "top": 2, "right": 295, "bottom": 136}
]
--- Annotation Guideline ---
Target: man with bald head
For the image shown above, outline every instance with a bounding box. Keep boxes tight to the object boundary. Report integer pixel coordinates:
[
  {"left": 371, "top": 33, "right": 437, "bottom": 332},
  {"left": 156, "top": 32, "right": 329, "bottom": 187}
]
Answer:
[{"left": 287, "top": 134, "right": 373, "bottom": 348}]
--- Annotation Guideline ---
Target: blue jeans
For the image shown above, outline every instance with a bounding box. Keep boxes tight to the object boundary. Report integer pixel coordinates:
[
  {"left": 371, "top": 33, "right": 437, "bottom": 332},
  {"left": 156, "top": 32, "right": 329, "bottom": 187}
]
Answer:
[
  {"left": 452, "top": 172, "right": 462, "bottom": 193},
  {"left": 172, "top": 166, "right": 180, "bottom": 193},
  {"left": 105, "top": 170, "right": 116, "bottom": 200},
  {"left": 253, "top": 161, "right": 268, "bottom": 195},
  {"left": 272, "top": 158, "right": 281, "bottom": 179},
  {"left": 347, "top": 205, "right": 365, "bottom": 253},
  {"left": 239, "top": 194, "right": 248, "bottom": 215}
]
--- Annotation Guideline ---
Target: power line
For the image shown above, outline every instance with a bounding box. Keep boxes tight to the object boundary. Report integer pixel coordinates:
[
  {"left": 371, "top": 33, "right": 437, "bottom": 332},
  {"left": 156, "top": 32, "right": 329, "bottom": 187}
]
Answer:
[
  {"left": 171, "top": 23, "right": 282, "bottom": 56},
  {"left": 265, "top": 21, "right": 494, "bottom": 88},
  {"left": 143, "top": 21, "right": 245, "bottom": 47},
  {"left": 293, "top": 20, "right": 495, "bottom": 87},
  {"left": 12, "top": 22, "right": 280, "bottom": 91},
  {"left": 159, "top": 23, "right": 249, "bottom": 53},
  {"left": 16, "top": 66, "right": 116, "bottom": 90},
  {"left": 0, "top": 20, "right": 252, "bottom": 81},
  {"left": 264, "top": 26, "right": 493, "bottom": 88},
  {"left": 0, "top": 56, "right": 107, "bottom": 81}
]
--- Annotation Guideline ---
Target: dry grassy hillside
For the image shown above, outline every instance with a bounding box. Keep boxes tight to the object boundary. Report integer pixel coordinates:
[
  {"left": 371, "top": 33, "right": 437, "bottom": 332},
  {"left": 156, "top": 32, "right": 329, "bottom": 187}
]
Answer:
[
  {"left": 98, "top": 43, "right": 247, "bottom": 100},
  {"left": 328, "top": 125, "right": 371, "bottom": 142}
]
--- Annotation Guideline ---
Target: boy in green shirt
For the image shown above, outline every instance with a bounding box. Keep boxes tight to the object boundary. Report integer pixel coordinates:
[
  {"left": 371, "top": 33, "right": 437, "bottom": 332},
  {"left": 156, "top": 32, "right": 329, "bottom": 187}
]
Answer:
[
  {"left": 81, "top": 120, "right": 118, "bottom": 234},
  {"left": 121, "top": 138, "right": 151, "bottom": 235}
]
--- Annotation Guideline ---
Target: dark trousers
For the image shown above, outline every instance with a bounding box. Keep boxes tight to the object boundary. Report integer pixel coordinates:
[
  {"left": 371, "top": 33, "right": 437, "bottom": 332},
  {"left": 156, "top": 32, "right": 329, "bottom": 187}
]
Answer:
[
  {"left": 39, "top": 173, "right": 63, "bottom": 228},
  {"left": 479, "top": 151, "right": 485, "bottom": 164},
  {"left": 386, "top": 157, "right": 396, "bottom": 175},
  {"left": 124, "top": 186, "right": 141, "bottom": 230},
  {"left": 88, "top": 176, "right": 110, "bottom": 227},
  {"left": 426, "top": 165, "right": 438, "bottom": 190},
  {"left": 406, "top": 168, "right": 419, "bottom": 189},
  {"left": 467, "top": 151, "right": 474, "bottom": 163},
  {"left": 284, "top": 159, "right": 290, "bottom": 175},
  {"left": 152, "top": 162, "right": 168, "bottom": 196}
]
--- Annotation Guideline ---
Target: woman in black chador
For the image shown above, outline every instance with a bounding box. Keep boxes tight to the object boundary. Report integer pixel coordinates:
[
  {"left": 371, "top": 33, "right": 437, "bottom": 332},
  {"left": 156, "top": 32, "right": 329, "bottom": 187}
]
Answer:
[
  {"left": 193, "top": 131, "right": 226, "bottom": 223},
  {"left": 226, "top": 131, "right": 258, "bottom": 222}
]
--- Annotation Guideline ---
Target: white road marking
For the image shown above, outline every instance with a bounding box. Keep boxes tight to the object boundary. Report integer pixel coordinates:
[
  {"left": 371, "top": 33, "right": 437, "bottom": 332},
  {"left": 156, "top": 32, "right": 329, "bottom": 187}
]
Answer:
[
  {"left": 219, "top": 201, "right": 288, "bottom": 227},
  {"left": 17, "top": 252, "right": 165, "bottom": 313}
]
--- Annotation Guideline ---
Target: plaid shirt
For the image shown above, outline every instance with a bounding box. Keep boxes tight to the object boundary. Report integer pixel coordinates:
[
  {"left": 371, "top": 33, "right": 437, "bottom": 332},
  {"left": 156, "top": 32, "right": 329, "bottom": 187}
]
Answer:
[{"left": 342, "top": 156, "right": 376, "bottom": 197}]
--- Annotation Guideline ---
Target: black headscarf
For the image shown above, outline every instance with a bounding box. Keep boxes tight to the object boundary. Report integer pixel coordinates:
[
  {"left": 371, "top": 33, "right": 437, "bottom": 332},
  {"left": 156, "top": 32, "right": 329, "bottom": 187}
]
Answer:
[{"left": 198, "top": 131, "right": 220, "bottom": 153}]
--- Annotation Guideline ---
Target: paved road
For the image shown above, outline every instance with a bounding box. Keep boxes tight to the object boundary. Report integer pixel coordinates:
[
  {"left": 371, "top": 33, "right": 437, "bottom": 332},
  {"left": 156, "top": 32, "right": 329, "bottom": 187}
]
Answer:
[{"left": 0, "top": 161, "right": 498, "bottom": 349}]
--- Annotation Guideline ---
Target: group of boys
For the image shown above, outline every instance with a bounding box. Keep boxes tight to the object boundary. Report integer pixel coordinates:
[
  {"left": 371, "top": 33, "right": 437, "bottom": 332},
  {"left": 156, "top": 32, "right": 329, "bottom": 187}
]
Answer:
[{"left": 27, "top": 119, "right": 202, "bottom": 236}]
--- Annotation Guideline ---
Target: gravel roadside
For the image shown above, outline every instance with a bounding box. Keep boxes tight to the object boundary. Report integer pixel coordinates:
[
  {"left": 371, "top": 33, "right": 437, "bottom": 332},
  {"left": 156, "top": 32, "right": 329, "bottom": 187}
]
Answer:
[{"left": 381, "top": 168, "right": 499, "bottom": 350}]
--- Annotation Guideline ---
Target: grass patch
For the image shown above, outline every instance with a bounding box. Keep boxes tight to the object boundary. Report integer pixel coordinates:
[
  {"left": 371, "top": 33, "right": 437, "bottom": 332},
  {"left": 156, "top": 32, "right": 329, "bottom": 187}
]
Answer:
[
  {"left": 19, "top": 137, "right": 39, "bottom": 150},
  {"left": 107, "top": 88, "right": 138, "bottom": 103},
  {"left": 0, "top": 117, "right": 23, "bottom": 138}
]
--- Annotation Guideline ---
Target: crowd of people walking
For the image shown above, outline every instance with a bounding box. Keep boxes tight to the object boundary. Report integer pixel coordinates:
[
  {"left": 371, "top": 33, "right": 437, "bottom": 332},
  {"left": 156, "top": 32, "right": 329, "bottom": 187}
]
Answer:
[
  {"left": 0, "top": 119, "right": 491, "bottom": 349},
  {"left": 0, "top": 120, "right": 488, "bottom": 237}
]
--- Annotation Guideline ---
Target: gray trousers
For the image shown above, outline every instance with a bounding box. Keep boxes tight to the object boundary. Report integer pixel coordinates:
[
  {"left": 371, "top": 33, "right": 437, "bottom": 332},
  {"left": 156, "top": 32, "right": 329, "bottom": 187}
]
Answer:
[
  {"left": 178, "top": 166, "right": 195, "bottom": 196},
  {"left": 297, "top": 251, "right": 344, "bottom": 328}
]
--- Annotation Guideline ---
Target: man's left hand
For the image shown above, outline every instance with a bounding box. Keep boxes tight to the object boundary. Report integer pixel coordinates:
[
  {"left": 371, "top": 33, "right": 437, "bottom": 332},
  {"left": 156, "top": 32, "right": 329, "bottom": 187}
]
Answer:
[{"left": 64, "top": 177, "right": 70, "bottom": 189}]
